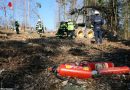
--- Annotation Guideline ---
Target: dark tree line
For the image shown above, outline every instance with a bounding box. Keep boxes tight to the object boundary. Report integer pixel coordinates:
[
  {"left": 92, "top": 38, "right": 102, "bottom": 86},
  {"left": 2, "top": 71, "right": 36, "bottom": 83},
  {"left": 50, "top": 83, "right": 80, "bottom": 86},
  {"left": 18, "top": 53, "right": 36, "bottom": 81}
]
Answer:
[{"left": 84, "top": 0, "right": 130, "bottom": 39}]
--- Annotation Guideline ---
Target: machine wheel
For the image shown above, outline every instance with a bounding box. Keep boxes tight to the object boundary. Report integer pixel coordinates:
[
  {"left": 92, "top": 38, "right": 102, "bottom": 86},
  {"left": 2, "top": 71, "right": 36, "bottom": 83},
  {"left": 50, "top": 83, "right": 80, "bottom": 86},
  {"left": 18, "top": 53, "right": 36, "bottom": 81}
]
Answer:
[
  {"left": 75, "top": 27, "right": 84, "bottom": 38},
  {"left": 85, "top": 28, "right": 94, "bottom": 39}
]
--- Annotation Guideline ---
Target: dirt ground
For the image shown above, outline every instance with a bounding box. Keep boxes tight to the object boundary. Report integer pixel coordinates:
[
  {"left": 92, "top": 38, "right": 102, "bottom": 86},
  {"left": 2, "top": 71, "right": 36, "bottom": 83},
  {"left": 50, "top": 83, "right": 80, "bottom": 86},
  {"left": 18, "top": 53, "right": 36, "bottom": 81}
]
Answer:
[{"left": 0, "top": 29, "right": 130, "bottom": 90}]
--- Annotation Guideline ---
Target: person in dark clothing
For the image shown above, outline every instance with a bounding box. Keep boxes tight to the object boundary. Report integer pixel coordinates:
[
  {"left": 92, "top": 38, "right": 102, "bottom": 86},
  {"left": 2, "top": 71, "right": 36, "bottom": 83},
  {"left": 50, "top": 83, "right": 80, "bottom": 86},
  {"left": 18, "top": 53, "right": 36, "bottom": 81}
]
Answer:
[
  {"left": 15, "top": 21, "right": 20, "bottom": 34},
  {"left": 56, "top": 21, "right": 68, "bottom": 38},
  {"left": 91, "top": 10, "right": 105, "bottom": 44}
]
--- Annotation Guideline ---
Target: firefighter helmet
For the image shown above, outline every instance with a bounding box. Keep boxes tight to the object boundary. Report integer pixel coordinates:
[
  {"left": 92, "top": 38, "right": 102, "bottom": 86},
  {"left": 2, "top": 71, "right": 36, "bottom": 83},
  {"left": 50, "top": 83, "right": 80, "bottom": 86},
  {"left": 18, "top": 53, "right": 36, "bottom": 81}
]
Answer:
[
  {"left": 38, "top": 19, "right": 41, "bottom": 22},
  {"left": 94, "top": 10, "right": 100, "bottom": 15}
]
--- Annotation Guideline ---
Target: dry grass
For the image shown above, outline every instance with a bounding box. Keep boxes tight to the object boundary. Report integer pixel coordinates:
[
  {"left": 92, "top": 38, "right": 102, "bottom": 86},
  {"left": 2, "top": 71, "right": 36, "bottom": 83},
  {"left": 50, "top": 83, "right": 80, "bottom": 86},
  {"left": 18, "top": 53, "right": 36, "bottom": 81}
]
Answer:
[{"left": 0, "top": 29, "right": 130, "bottom": 90}]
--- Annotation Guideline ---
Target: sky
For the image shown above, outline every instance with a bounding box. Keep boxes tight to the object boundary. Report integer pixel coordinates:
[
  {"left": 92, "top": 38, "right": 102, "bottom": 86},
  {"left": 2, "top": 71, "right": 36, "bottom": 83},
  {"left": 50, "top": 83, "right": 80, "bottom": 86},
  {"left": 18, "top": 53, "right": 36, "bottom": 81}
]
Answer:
[
  {"left": 0, "top": 0, "right": 57, "bottom": 30},
  {"left": 37, "top": 0, "right": 57, "bottom": 30},
  {"left": 37, "top": 0, "right": 83, "bottom": 30},
  {"left": 0, "top": 0, "right": 83, "bottom": 31}
]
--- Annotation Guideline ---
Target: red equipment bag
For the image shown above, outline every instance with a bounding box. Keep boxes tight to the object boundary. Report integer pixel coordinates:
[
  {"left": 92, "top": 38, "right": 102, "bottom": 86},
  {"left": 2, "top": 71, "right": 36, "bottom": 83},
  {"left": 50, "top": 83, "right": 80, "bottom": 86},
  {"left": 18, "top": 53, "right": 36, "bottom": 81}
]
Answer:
[
  {"left": 57, "top": 64, "right": 92, "bottom": 79},
  {"left": 99, "top": 66, "right": 130, "bottom": 75}
]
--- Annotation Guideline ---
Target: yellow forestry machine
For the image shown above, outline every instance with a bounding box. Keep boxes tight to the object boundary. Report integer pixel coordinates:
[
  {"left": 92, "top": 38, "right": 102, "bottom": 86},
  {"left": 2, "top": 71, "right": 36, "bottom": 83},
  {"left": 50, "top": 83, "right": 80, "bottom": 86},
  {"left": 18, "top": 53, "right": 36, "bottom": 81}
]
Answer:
[{"left": 70, "top": 7, "right": 94, "bottom": 39}]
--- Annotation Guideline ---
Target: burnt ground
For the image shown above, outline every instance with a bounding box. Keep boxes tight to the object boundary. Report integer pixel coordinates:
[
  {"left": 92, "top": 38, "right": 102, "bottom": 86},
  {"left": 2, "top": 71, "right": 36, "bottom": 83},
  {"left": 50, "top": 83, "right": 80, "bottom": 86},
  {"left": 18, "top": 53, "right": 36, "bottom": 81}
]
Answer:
[{"left": 0, "top": 30, "right": 130, "bottom": 90}]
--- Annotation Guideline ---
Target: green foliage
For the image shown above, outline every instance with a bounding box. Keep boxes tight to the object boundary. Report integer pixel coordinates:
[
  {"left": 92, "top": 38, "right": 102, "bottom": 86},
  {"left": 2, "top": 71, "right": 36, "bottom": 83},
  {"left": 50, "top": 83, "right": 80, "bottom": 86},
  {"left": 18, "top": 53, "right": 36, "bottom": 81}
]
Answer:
[{"left": 98, "top": 0, "right": 104, "bottom": 5}]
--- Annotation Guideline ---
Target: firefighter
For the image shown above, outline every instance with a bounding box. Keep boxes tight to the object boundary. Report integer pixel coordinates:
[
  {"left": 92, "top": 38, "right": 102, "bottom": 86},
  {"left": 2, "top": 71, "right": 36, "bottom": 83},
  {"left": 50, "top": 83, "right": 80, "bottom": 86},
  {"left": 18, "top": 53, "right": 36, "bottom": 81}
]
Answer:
[
  {"left": 36, "top": 19, "right": 44, "bottom": 36},
  {"left": 91, "top": 10, "right": 105, "bottom": 44},
  {"left": 56, "top": 21, "right": 68, "bottom": 38},
  {"left": 15, "top": 21, "right": 20, "bottom": 34},
  {"left": 67, "top": 19, "right": 75, "bottom": 39}
]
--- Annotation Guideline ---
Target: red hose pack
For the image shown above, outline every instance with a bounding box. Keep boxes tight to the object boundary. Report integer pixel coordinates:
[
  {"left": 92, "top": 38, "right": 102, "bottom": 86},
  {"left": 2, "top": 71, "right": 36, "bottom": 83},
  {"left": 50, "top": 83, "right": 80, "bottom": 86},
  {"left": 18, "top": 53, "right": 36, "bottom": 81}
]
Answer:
[
  {"left": 87, "top": 62, "right": 114, "bottom": 70},
  {"left": 80, "top": 61, "right": 114, "bottom": 70},
  {"left": 99, "top": 66, "right": 130, "bottom": 75},
  {"left": 57, "top": 64, "right": 92, "bottom": 79}
]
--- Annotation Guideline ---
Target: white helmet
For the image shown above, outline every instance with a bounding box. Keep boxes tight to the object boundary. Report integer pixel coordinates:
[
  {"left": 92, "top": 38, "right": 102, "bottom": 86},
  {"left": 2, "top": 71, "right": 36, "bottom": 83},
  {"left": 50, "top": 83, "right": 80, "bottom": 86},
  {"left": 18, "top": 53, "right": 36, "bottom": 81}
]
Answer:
[
  {"left": 94, "top": 10, "right": 100, "bottom": 15},
  {"left": 38, "top": 19, "right": 41, "bottom": 22}
]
